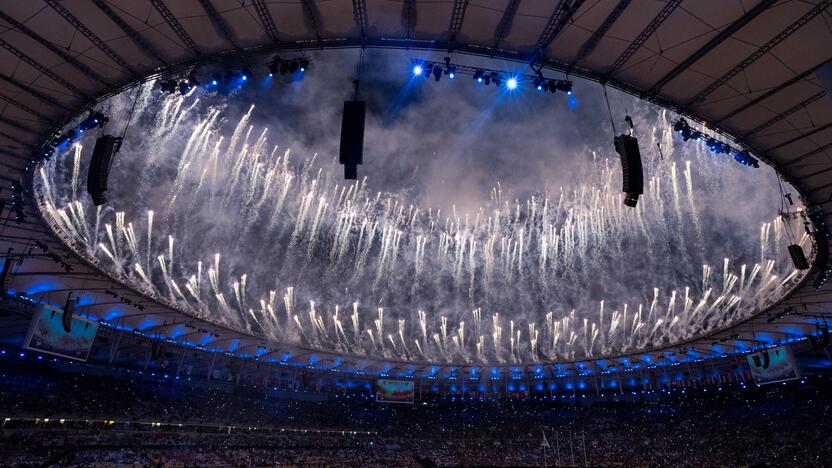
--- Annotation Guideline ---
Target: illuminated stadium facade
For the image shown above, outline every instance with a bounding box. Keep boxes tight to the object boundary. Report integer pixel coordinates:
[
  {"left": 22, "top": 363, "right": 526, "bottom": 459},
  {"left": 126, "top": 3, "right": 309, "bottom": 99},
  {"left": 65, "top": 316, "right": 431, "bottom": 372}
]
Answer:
[{"left": 2, "top": 0, "right": 832, "bottom": 392}]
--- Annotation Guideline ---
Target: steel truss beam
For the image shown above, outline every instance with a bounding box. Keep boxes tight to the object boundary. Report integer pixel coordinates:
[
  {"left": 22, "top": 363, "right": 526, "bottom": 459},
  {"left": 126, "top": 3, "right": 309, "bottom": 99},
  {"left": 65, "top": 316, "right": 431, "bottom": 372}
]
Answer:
[
  {"left": 0, "top": 93, "right": 56, "bottom": 124},
  {"left": 0, "top": 11, "right": 109, "bottom": 86},
  {"left": 743, "top": 91, "right": 826, "bottom": 139},
  {"left": 717, "top": 61, "right": 828, "bottom": 124},
  {"left": 604, "top": 0, "right": 681, "bottom": 79},
  {"left": 197, "top": 0, "right": 239, "bottom": 49},
  {"left": 0, "top": 116, "right": 38, "bottom": 135},
  {"left": 532, "top": 0, "right": 584, "bottom": 64},
  {"left": 491, "top": 0, "right": 520, "bottom": 53},
  {"left": 0, "top": 129, "right": 30, "bottom": 147},
  {"left": 44, "top": 0, "right": 140, "bottom": 78},
  {"left": 402, "top": 0, "right": 416, "bottom": 40},
  {"left": 91, "top": 0, "right": 168, "bottom": 66},
  {"left": 570, "top": 0, "right": 630, "bottom": 68},
  {"left": 770, "top": 122, "right": 832, "bottom": 153},
  {"left": 150, "top": 0, "right": 201, "bottom": 57},
  {"left": 301, "top": 0, "right": 324, "bottom": 43},
  {"left": 447, "top": 0, "right": 469, "bottom": 46},
  {"left": 351, "top": 0, "right": 368, "bottom": 40},
  {"left": 252, "top": 0, "right": 280, "bottom": 43},
  {"left": 650, "top": 0, "right": 776, "bottom": 94},
  {"left": 688, "top": 0, "right": 832, "bottom": 105},
  {"left": 0, "top": 74, "right": 72, "bottom": 112},
  {"left": 0, "top": 38, "right": 89, "bottom": 99}
]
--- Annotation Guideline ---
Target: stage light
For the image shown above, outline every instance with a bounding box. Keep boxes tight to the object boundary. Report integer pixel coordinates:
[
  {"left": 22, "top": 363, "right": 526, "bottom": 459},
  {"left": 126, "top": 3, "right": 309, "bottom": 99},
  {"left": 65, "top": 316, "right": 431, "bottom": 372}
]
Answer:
[
  {"left": 490, "top": 72, "right": 500, "bottom": 86},
  {"left": 412, "top": 65, "right": 423, "bottom": 76},
  {"left": 159, "top": 80, "right": 177, "bottom": 94},
  {"left": 473, "top": 70, "right": 484, "bottom": 83},
  {"left": 555, "top": 81, "right": 572, "bottom": 94},
  {"left": 299, "top": 58, "right": 309, "bottom": 71},
  {"left": 433, "top": 66, "right": 442, "bottom": 81},
  {"left": 447, "top": 65, "right": 456, "bottom": 79},
  {"left": 506, "top": 77, "right": 518, "bottom": 90}
]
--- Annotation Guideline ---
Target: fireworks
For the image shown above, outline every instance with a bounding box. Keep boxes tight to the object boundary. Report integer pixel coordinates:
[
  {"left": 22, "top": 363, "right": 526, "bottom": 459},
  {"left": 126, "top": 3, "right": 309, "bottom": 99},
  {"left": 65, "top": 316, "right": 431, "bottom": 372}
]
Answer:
[{"left": 35, "top": 84, "right": 806, "bottom": 365}]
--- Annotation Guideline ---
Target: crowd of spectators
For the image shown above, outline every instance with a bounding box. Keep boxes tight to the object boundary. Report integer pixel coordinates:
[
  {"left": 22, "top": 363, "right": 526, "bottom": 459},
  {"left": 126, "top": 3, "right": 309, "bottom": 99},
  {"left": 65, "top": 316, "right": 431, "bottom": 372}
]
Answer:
[{"left": 2, "top": 357, "right": 831, "bottom": 466}]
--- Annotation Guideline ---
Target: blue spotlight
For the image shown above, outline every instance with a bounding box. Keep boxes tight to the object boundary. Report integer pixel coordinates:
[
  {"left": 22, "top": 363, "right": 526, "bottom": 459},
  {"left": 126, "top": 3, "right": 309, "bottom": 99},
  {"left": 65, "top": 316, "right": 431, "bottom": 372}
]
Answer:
[
  {"left": 448, "top": 71, "right": 455, "bottom": 79},
  {"left": 412, "top": 65, "right": 423, "bottom": 76},
  {"left": 506, "top": 77, "right": 518, "bottom": 90},
  {"left": 241, "top": 74, "right": 248, "bottom": 81}
]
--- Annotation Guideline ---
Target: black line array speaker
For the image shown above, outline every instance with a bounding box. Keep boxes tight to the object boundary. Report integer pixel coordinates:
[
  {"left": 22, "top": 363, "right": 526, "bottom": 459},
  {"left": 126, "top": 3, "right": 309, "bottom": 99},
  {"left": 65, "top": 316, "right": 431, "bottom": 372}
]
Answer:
[
  {"left": 0, "top": 257, "right": 11, "bottom": 298},
  {"left": 788, "top": 244, "right": 810, "bottom": 270},
  {"left": 614, "top": 134, "right": 644, "bottom": 207},
  {"left": 62, "top": 294, "right": 76, "bottom": 333},
  {"left": 87, "top": 135, "right": 123, "bottom": 206},
  {"left": 339, "top": 101, "right": 365, "bottom": 180}
]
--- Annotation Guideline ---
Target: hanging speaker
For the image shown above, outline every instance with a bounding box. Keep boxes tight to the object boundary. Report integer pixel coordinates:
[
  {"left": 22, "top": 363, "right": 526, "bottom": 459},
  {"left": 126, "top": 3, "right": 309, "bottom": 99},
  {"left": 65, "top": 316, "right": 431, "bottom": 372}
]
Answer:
[
  {"left": 87, "top": 135, "right": 123, "bottom": 206},
  {"left": 62, "top": 294, "right": 76, "bottom": 333},
  {"left": 0, "top": 257, "right": 11, "bottom": 298},
  {"left": 788, "top": 244, "right": 810, "bottom": 270},
  {"left": 613, "top": 134, "right": 643, "bottom": 207},
  {"left": 339, "top": 101, "right": 365, "bottom": 180}
]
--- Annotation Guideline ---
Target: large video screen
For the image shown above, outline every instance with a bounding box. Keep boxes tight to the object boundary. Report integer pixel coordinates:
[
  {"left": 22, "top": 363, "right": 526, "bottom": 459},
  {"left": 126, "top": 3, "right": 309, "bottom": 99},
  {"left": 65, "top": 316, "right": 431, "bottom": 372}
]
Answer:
[
  {"left": 24, "top": 304, "right": 98, "bottom": 361},
  {"left": 376, "top": 379, "right": 415, "bottom": 404},
  {"left": 746, "top": 345, "right": 800, "bottom": 385}
]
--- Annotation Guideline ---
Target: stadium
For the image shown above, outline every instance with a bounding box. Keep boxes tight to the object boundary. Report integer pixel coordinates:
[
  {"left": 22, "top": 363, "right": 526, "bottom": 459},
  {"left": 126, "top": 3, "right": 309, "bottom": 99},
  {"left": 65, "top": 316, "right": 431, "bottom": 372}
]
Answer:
[{"left": 1, "top": 0, "right": 832, "bottom": 466}]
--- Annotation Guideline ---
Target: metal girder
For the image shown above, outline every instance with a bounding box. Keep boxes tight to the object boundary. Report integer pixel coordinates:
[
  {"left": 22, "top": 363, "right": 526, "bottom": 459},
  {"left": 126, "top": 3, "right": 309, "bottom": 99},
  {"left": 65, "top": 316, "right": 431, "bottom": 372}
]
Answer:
[
  {"left": 532, "top": 0, "right": 584, "bottom": 64},
  {"left": 717, "top": 61, "right": 828, "bottom": 123},
  {"left": 91, "top": 0, "right": 168, "bottom": 66},
  {"left": 0, "top": 11, "right": 109, "bottom": 87},
  {"left": 252, "top": 0, "right": 280, "bottom": 43},
  {"left": 402, "top": 0, "right": 416, "bottom": 40},
  {"left": 0, "top": 38, "right": 89, "bottom": 99},
  {"left": 796, "top": 160, "right": 832, "bottom": 180},
  {"left": 44, "top": 0, "right": 140, "bottom": 78},
  {"left": 769, "top": 122, "right": 832, "bottom": 152},
  {"left": 650, "top": 0, "right": 777, "bottom": 94},
  {"left": 0, "top": 74, "right": 72, "bottom": 112},
  {"left": 351, "top": 0, "right": 368, "bottom": 39},
  {"left": 301, "top": 0, "right": 323, "bottom": 42},
  {"left": 688, "top": 0, "right": 832, "bottom": 105},
  {"left": 447, "top": 0, "right": 469, "bottom": 46},
  {"left": 0, "top": 116, "right": 38, "bottom": 135},
  {"left": 197, "top": 0, "right": 239, "bottom": 49},
  {"left": 150, "top": 0, "right": 201, "bottom": 57},
  {"left": 0, "top": 129, "right": 30, "bottom": 147},
  {"left": 0, "top": 92, "right": 56, "bottom": 124},
  {"left": 491, "top": 0, "right": 521, "bottom": 53},
  {"left": 786, "top": 140, "right": 832, "bottom": 167},
  {"left": 570, "top": 0, "right": 630, "bottom": 68},
  {"left": 604, "top": 0, "right": 681, "bottom": 79},
  {"left": 743, "top": 91, "right": 826, "bottom": 139}
]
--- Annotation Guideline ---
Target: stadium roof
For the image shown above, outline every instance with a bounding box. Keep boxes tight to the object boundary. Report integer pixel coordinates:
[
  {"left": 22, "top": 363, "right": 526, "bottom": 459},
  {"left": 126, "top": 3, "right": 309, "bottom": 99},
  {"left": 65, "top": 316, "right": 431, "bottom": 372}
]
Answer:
[{"left": 2, "top": 0, "right": 832, "bottom": 375}]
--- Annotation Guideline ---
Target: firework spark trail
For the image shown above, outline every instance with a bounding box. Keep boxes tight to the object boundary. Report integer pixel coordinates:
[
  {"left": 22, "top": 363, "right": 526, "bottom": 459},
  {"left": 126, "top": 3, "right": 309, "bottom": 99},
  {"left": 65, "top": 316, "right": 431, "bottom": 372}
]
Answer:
[{"left": 37, "top": 102, "right": 806, "bottom": 365}]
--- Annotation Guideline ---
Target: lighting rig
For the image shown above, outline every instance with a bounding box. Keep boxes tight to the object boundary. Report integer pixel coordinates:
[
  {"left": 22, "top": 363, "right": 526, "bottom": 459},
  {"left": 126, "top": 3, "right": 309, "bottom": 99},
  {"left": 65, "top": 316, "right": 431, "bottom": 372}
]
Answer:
[
  {"left": 268, "top": 56, "right": 310, "bottom": 77},
  {"left": 9, "top": 181, "right": 25, "bottom": 224},
  {"left": 161, "top": 57, "right": 310, "bottom": 97},
  {"left": 671, "top": 118, "right": 759, "bottom": 168},
  {"left": 36, "top": 111, "right": 108, "bottom": 163},
  {"left": 411, "top": 58, "right": 573, "bottom": 95}
]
